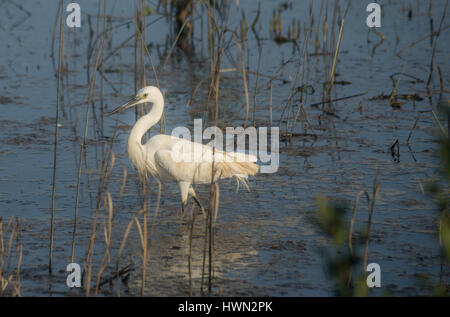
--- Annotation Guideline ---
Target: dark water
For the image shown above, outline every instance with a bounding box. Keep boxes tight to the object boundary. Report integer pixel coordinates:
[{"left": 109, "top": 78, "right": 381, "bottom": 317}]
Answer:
[{"left": 0, "top": 0, "right": 449, "bottom": 296}]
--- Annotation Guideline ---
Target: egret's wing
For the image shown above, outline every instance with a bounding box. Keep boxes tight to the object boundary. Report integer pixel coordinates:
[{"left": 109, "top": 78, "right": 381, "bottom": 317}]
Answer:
[
  {"left": 154, "top": 149, "right": 218, "bottom": 184},
  {"left": 203, "top": 147, "right": 258, "bottom": 164},
  {"left": 154, "top": 140, "right": 258, "bottom": 185},
  {"left": 169, "top": 138, "right": 258, "bottom": 163}
]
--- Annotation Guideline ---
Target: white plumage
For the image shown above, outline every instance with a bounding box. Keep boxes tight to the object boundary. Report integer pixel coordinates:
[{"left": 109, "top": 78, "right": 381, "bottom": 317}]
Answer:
[{"left": 108, "top": 86, "right": 259, "bottom": 213}]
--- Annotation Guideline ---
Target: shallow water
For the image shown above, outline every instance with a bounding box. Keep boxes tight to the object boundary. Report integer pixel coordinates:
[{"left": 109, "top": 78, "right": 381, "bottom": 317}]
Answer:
[{"left": 0, "top": 0, "right": 449, "bottom": 296}]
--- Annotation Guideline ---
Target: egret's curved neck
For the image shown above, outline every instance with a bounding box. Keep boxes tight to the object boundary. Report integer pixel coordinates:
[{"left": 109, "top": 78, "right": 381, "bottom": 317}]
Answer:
[{"left": 128, "top": 92, "right": 164, "bottom": 153}]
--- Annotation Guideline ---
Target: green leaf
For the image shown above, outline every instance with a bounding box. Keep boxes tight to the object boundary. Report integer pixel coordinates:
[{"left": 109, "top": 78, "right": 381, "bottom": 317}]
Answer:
[{"left": 144, "top": 6, "right": 152, "bottom": 16}]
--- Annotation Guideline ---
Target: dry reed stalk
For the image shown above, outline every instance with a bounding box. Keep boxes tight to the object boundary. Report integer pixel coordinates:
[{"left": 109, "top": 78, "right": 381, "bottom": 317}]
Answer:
[
  {"left": 131, "top": 9, "right": 163, "bottom": 132},
  {"left": 138, "top": 0, "right": 149, "bottom": 296},
  {"left": 117, "top": 214, "right": 140, "bottom": 261},
  {"left": 363, "top": 179, "right": 380, "bottom": 280},
  {"left": 322, "top": 0, "right": 329, "bottom": 56},
  {"left": 144, "top": 181, "right": 162, "bottom": 288},
  {"left": 50, "top": 0, "right": 62, "bottom": 72},
  {"left": 88, "top": 1, "right": 104, "bottom": 153},
  {"left": 94, "top": 191, "right": 114, "bottom": 295},
  {"left": 252, "top": 44, "right": 263, "bottom": 126},
  {"left": 426, "top": 0, "right": 448, "bottom": 90},
  {"left": 84, "top": 142, "right": 114, "bottom": 297},
  {"left": 314, "top": 0, "right": 324, "bottom": 55},
  {"left": 13, "top": 243, "right": 23, "bottom": 297},
  {"left": 269, "top": 82, "right": 273, "bottom": 126},
  {"left": 139, "top": 173, "right": 148, "bottom": 297},
  {"left": 202, "top": 141, "right": 218, "bottom": 295},
  {"left": 125, "top": 201, "right": 148, "bottom": 297},
  {"left": 114, "top": 211, "right": 143, "bottom": 296},
  {"left": 431, "top": 108, "right": 448, "bottom": 138},
  {"left": 396, "top": 25, "right": 450, "bottom": 57},
  {"left": 99, "top": 0, "right": 106, "bottom": 136},
  {"left": 201, "top": 0, "right": 228, "bottom": 124},
  {"left": 139, "top": 0, "right": 146, "bottom": 116},
  {"left": 113, "top": 167, "right": 128, "bottom": 217},
  {"left": 200, "top": 209, "right": 208, "bottom": 294},
  {"left": 72, "top": 0, "right": 108, "bottom": 265},
  {"left": 429, "top": 1, "right": 434, "bottom": 46},
  {"left": 279, "top": 24, "right": 312, "bottom": 134},
  {"left": 60, "top": 25, "right": 70, "bottom": 119},
  {"left": 329, "top": 0, "right": 339, "bottom": 58},
  {"left": 205, "top": 0, "right": 216, "bottom": 95},
  {"left": 207, "top": 182, "right": 216, "bottom": 293},
  {"left": 83, "top": 113, "right": 117, "bottom": 296},
  {"left": 290, "top": 37, "right": 313, "bottom": 135},
  {"left": 0, "top": 217, "right": 22, "bottom": 296},
  {"left": 327, "top": 19, "right": 344, "bottom": 102},
  {"left": 161, "top": 17, "right": 190, "bottom": 69},
  {"left": 200, "top": 183, "right": 216, "bottom": 295},
  {"left": 193, "top": 6, "right": 229, "bottom": 292},
  {"left": 213, "top": 183, "right": 220, "bottom": 223},
  {"left": 437, "top": 63, "right": 444, "bottom": 94},
  {"left": 134, "top": 0, "right": 139, "bottom": 119},
  {"left": 370, "top": 28, "right": 385, "bottom": 57},
  {"left": 204, "top": 4, "right": 231, "bottom": 287},
  {"left": 406, "top": 116, "right": 420, "bottom": 145},
  {"left": 233, "top": 34, "right": 250, "bottom": 128},
  {"left": 0, "top": 218, "right": 5, "bottom": 295},
  {"left": 0, "top": 218, "right": 3, "bottom": 281},
  {"left": 224, "top": 56, "right": 295, "bottom": 125},
  {"left": 188, "top": 204, "right": 197, "bottom": 296},
  {"left": 6, "top": 221, "right": 17, "bottom": 271},
  {"left": 389, "top": 66, "right": 405, "bottom": 107},
  {"left": 125, "top": 5, "right": 171, "bottom": 295},
  {"left": 310, "top": 92, "right": 368, "bottom": 108},
  {"left": 348, "top": 191, "right": 369, "bottom": 255},
  {"left": 49, "top": 0, "right": 65, "bottom": 274},
  {"left": 96, "top": 15, "right": 164, "bottom": 73}
]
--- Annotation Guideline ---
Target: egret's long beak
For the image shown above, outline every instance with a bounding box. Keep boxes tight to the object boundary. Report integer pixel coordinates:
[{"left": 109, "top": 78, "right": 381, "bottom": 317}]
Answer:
[{"left": 105, "top": 96, "right": 142, "bottom": 116}]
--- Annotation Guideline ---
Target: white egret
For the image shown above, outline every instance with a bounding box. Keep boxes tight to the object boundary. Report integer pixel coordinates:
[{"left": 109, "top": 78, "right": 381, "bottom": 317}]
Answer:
[{"left": 107, "top": 86, "right": 259, "bottom": 214}]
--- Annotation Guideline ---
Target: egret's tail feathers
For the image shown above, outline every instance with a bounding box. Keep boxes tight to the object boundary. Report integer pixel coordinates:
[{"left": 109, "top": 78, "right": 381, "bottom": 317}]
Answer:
[
  {"left": 215, "top": 161, "right": 259, "bottom": 191},
  {"left": 234, "top": 174, "right": 250, "bottom": 192}
]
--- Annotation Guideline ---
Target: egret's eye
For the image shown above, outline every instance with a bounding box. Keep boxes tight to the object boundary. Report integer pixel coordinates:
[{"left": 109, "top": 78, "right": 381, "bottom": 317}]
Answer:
[{"left": 143, "top": 93, "right": 148, "bottom": 98}]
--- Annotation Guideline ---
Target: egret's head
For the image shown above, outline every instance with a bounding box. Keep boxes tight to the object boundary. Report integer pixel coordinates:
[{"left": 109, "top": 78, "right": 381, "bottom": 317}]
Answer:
[{"left": 106, "top": 86, "right": 162, "bottom": 115}]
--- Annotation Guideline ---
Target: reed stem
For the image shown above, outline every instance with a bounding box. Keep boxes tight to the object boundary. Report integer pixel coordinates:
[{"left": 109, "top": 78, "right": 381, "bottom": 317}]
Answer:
[{"left": 49, "top": 0, "right": 65, "bottom": 274}]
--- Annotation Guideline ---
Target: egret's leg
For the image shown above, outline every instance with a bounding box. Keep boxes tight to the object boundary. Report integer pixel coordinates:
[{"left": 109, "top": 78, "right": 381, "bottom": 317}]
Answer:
[
  {"left": 179, "top": 181, "right": 190, "bottom": 217},
  {"left": 188, "top": 187, "right": 206, "bottom": 218},
  {"left": 181, "top": 201, "right": 188, "bottom": 217},
  {"left": 191, "top": 195, "right": 207, "bottom": 218}
]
